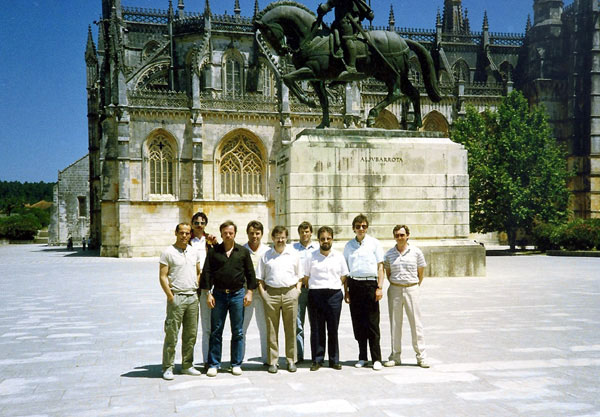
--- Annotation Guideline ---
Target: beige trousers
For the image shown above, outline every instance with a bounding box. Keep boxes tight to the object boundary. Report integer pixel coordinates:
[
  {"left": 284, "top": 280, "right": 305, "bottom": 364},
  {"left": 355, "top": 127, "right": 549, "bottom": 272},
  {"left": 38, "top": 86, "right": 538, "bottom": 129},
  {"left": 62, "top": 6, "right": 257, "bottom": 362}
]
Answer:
[
  {"left": 262, "top": 286, "right": 300, "bottom": 366},
  {"left": 387, "top": 285, "right": 426, "bottom": 361}
]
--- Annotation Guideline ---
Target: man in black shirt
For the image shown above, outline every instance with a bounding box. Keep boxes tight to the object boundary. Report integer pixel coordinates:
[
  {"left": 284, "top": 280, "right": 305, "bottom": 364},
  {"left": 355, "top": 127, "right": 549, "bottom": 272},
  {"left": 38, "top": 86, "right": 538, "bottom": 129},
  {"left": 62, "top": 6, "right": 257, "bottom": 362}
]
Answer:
[{"left": 202, "top": 220, "right": 257, "bottom": 377}]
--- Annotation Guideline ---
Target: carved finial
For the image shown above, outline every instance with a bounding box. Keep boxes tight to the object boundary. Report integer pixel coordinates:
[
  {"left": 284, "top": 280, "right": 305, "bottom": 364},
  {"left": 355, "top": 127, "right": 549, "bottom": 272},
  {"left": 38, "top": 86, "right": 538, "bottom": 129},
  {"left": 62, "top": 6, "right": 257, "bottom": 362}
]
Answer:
[
  {"left": 234, "top": 0, "right": 241, "bottom": 16},
  {"left": 178, "top": 0, "right": 184, "bottom": 18},
  {"left": 388, "top": 4, "right": 395, "bottom": 28},
  {"left": 482, "top": 10, "right": 489, "bottom": 30},
  {"left": 253, "top": 0, "right": 259, "bottom": 18},
  {"left": 526, "top": 14, "right": 532, "bottom": 32},
  {"left": 86, "top": 25, "right": 97, "bottom": 64},
  {"left": 436, "top": 8, "right": 441, "bottom": 27},
  {"left": 204, "top": 0, "right": 211, "bottom": 15},
  {"left": 463, "top": 8, "right": 470, "bottom": 33},
  {"left": 168, "top": 0, "right": 174, "bottom": 17}
]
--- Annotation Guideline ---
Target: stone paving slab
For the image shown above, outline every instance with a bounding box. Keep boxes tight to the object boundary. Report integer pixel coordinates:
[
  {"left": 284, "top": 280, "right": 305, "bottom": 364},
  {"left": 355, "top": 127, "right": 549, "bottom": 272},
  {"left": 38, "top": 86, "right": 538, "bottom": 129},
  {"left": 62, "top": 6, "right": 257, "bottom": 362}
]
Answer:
[{"left": 0, "top": 244, "right": 599, "bottom": 416}]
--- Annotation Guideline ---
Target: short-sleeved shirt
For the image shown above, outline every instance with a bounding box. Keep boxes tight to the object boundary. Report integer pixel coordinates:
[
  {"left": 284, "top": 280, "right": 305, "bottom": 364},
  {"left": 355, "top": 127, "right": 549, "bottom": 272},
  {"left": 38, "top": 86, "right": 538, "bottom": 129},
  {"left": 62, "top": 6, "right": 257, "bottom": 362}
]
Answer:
[
  {"left": 159, "top": 244, "right": 200, "bottom": 294},
  {"left": 293, "top": 241, "right": 319, "bottom": 261},
  {"left": 384, "top": 244, "right": 427, "bottom": 285},
  {"left": 304, "top": 249, "right": 349, "bottom": 290},
  {"left": 343, "top": 234, "right": 384, "bottom": 277},
  {"left": 257, "top": 244, "right": 303, "bottom": 288},
  {"left": 190, "top": 235, "right": 207, "bottom": 269}
]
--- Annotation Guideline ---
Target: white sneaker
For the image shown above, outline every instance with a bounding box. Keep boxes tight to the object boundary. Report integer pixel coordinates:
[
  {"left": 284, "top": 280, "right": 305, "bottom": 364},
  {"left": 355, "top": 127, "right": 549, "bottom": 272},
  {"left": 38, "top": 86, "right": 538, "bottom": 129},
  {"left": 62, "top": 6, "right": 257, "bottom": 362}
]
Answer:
[
  {"left": 354, "top": 360, "right": 366, "bottom": 368},
  {"left": 372, "top": 361, "right": 383, "bottom": 371},
  {"left": 383, "top": 359, "right": 399, "bottom": 367},
  {"left": 231, "top": 366, "right": 243, "bottom": 376},
  {"left": 182, "top": 366, "right": 201, "bottom": 376},
  {"left": 206, "top": 367, "right": 218, "bottom": 377},
  {"left": 162, "top": 368, "right": 174, "bottom": 380},
  {"left": 417, "top": 359, "right": 430, "bottom": 368}
]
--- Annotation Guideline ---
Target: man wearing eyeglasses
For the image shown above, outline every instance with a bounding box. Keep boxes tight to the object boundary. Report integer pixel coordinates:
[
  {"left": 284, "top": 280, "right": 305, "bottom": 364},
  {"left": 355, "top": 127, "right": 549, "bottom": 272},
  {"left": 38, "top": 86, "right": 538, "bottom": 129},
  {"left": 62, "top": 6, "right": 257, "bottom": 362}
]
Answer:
[
  {"left": 343, "top": 214, "right": 384, "bottom": 371},
  {"left": 383, "top": 224, "right": 429, "bottom": 368}
]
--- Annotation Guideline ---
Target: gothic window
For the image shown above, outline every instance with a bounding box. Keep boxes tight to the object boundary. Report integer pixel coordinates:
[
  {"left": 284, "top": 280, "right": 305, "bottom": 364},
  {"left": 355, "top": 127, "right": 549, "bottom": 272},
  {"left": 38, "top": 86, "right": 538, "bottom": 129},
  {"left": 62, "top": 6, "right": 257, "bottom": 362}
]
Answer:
[
  {"left": 142, "top": 40, "right": 161, "bottom": 62},
  {"left": 409, "top": 58, "right": 422, "bottom": 85},
  {"left": 422, "top": 111, "right": 450, "bottom": 135},
  {"left": 224, "top": 57, "right": 243, "bottom": 97},
  {"left": 218, "top": 133, "right": 264, "bottom": 197},
  {"left": 258, "top": 62, "right": 276, "bottom": 97},
  {"left": 147, "top": 135, "right": 175, "bottom": 195},
  {"left": 499, "top": 61, "right": 514, "bottom": 82},
  {"left": 452, "top": 60, "right": 470, "bottom": 84}
]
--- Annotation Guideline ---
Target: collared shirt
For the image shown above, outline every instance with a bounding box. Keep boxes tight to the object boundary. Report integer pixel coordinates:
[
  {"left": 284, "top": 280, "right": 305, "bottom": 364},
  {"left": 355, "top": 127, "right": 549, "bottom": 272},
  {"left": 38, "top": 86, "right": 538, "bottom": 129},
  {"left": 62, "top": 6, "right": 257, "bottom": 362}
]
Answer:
[
  {"left": 293, "top": 241, "right": 318, "bottom": 260},
  {"left": 244, "top": 242, "right": 270, "bottom": 274},
  {"left": 159, "top": 244, "right": 200, "bottom": 294},
  {"left": 257, "top": 244, "right": 302, "bottom": 288},
  {"left": 201, "top": 242, "right": 257, "bottom": 291},
  {"left": 384, "top": 243, "right": 427, "bottom": 285},
  {"left": 190, "top": 235, "right": 207, "bottom": 269},
  {"left": 343, "top": 234, "right": 384, "bottom": 278},
  {"left": 304, "top": 249, "right": 349, "bottom": 290}
]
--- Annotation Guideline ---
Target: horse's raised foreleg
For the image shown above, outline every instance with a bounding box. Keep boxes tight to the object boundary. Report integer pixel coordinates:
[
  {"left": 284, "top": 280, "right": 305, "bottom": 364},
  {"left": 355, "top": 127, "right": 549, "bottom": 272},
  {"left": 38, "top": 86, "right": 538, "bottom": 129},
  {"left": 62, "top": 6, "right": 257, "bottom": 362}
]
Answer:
[
  {"left": 400, "top": 74, "right": 422, "bottom": 130},
  {"left": 311, "top": 80, "right": 330, "bottom": 128},
  {"left": 282, "top": 67, "right": 318, "bottom": 107}
]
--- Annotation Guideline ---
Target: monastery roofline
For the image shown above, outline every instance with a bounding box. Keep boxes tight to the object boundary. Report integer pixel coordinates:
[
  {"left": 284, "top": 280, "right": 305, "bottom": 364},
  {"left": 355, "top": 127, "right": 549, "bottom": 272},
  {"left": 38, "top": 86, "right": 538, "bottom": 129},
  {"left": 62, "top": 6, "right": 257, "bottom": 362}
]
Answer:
[{"left": 58, "top": 154, "right": 89, "bottom": 175}]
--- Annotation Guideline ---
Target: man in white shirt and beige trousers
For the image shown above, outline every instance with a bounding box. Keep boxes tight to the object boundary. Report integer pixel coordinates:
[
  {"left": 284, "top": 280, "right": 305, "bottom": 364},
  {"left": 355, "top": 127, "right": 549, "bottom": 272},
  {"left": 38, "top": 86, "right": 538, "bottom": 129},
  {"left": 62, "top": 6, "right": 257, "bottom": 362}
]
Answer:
[{"left": 257, "top": 226, "right": 303, "bottom": 373}]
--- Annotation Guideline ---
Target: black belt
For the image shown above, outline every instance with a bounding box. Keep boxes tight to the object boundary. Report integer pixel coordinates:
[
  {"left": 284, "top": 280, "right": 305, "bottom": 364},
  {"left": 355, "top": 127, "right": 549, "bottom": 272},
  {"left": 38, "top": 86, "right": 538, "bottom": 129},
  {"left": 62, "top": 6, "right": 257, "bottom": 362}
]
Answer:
[{"left": 213, "top": 287, "right": 243, "bottom": 294}]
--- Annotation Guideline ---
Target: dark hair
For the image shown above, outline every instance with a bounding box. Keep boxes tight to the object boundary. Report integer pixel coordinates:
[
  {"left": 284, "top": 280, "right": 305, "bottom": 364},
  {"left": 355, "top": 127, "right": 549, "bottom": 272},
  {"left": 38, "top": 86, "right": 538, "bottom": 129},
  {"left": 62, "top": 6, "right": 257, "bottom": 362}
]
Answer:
[
  {"left": 392, "top": 224, "right": 410, "bottom": 236},
  {"left": 271, "top": 225, "right": 288, "bottom": 238},
  {"left": 175, "top": 222, "right": 191, "bottom": 233},
  {"left": 220, "top": 220, "right": 237, "bottom": 233},
  {"left": 192, "top": 211, "right": 208, "bottom": 224},
  {"left": 246, "top": 220, "right": 264, "bottom": 234},
  {"left": 297, "top": 221, "right": 313, "bottom": 233},
  {"left": 352, "top": 214, "right": 369, "bottom": 229},
  {"left": 317, "top": 226, "right": 334, "bottom": 239}
]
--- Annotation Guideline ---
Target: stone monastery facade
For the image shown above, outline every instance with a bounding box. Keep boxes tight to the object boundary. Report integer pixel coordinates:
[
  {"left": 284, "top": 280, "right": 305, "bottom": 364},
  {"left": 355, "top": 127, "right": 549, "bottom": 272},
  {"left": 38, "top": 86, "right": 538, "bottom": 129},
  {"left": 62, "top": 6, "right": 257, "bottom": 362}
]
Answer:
[{"left": 81, "top": 0, "right": 599, "bottom": 256}]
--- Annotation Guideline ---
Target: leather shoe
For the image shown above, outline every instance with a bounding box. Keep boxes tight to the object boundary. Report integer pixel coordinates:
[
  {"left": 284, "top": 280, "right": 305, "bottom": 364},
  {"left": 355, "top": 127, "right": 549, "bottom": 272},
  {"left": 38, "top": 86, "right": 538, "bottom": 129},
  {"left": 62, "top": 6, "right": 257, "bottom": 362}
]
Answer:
[
  {"left": 329, "top": 363, "right": 342, "bottom": 370},
  {"left": 310, "top": 362, "right": 321, "bottom": 371},
  {"left": 267, "top": 364, "right": 278, "bottom": 374},
  {"left": 287, "top": 362, "right": 297, "bottom": 373}
]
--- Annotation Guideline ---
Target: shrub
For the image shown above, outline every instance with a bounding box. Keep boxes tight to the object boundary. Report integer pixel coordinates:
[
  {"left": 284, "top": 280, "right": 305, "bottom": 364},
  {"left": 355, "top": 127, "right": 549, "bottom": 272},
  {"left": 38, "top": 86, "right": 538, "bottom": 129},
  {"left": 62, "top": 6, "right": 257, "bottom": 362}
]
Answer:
[
  {"left": 558, "top": 219, "right": 599, "bottom": 251},
  {"left": 531, "top": 222, "right": 561, "bottom": 251},
  {"left": 0, "top": 214, "right": 42, "bottom": 240}
]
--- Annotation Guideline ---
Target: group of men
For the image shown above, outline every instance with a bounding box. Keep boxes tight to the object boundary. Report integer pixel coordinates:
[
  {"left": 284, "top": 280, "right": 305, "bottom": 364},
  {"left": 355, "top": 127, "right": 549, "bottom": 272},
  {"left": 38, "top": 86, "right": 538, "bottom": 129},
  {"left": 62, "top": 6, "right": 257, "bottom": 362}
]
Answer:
[{"left": 159, "top": 213, "right": 429, "bottom": 380}]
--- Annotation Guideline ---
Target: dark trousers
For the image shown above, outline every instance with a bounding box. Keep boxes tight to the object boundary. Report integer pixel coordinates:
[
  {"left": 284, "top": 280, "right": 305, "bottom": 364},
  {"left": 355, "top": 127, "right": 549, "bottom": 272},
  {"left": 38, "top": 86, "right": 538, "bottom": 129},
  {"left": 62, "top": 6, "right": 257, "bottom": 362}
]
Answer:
[
  {"left": 307, "top": 288, "right": 343, "bottom": 365},
  {"left": 348, "top": 279, "right": 382, "bottom": 362}
]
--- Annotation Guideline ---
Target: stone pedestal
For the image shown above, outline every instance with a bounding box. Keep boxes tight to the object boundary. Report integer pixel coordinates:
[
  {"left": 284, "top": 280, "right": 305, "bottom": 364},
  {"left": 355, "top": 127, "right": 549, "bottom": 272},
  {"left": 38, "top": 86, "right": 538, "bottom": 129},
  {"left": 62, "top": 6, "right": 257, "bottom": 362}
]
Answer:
[{"left": 275, "top": 128, "right": 485, "bottom": 277}]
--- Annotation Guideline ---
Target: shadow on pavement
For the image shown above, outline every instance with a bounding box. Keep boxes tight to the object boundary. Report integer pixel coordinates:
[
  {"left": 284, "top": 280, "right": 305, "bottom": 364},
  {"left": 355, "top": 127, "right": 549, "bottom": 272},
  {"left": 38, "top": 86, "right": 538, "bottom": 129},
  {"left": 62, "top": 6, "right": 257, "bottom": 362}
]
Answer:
[
  {"left": 121, "top": 364, "right": 163, "bottom": 378},
  {"left": 40, "top": 247, "right": 101, "bottom": 257}
]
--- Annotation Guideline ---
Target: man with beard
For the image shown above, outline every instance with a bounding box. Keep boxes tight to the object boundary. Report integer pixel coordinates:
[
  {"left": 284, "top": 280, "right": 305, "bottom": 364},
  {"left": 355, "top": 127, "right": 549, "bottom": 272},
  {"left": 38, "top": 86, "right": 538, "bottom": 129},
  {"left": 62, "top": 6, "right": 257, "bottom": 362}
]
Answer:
[{"left": 303, "top": 226, "right": 349, "bottom": 371}]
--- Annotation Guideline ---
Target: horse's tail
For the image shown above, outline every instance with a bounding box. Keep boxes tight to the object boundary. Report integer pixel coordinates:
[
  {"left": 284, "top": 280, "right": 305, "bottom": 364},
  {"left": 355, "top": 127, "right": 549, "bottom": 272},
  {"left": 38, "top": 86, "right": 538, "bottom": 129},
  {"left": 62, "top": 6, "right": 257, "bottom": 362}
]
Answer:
[{"left": 406, "top": 39, "right": 442, "bottom": 103}]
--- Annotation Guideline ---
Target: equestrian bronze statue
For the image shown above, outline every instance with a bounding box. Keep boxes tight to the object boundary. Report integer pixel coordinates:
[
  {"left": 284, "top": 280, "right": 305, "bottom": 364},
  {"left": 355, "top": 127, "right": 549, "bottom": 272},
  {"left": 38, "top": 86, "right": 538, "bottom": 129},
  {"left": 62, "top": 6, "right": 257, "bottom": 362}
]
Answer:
[{"left": 254, "top": 1, "right": 442, "bottom": 129}]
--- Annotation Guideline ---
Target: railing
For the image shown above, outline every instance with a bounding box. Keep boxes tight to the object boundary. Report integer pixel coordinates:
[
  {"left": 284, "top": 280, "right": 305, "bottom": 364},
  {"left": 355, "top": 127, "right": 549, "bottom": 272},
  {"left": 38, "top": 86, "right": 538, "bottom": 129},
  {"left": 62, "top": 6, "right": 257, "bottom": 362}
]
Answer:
[
  {"left": 122, "top": 6, "right": 168, "bottom": 24},
  {"left": 464, "top": 82, "right": 504, "bottom": 96},
  {"left": 174, "top": 15, "right": 205, "bottom": 33},
  {"left": 128, "top": 89, "right": 189, "bottom": 108},
  {"left": 199, "top": 92, "right": 278, "bottom": 112},
  {"left": 489, "top": 32, "right": 524, "bottom": 46}
]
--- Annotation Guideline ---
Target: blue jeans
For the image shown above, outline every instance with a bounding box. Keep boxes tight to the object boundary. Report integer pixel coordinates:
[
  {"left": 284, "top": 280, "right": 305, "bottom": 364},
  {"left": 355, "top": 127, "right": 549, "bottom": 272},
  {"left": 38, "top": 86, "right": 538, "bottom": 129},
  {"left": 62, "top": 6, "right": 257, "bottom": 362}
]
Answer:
[
  {"left": 208, "top": 288, "right": 245, "bottom": 368},
  {"left": 296, "top": 286, "right": 309, "bottom": 361}
]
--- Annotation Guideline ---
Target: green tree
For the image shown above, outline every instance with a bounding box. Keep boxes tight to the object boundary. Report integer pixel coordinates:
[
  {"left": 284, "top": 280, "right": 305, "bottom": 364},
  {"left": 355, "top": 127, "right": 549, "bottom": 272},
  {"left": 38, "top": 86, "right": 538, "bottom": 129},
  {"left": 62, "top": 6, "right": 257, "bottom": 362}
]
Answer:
[{"left": 451, "top": 91, "right": 571, "bottom": 250}]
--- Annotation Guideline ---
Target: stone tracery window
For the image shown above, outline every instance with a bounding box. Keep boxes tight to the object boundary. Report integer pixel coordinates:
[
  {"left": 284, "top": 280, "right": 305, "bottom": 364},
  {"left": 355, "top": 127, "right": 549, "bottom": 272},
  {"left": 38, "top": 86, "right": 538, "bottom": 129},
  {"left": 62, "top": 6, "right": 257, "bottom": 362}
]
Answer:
[
  {"left": 224, "top": 57, "right": 243, "bottom": 97},
  {"left": 219, "top": 134, "right": 264, "bottom": 197},
  {"left": 148, "top": 135, "right": 175, "bottom": 195}
]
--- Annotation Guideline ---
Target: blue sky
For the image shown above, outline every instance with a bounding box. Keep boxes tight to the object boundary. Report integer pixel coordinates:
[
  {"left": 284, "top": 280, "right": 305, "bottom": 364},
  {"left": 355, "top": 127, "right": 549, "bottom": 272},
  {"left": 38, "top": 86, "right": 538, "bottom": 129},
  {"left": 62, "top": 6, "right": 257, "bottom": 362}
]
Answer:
[{"left": 0, "top": 0, "right": 535, "bottom": 183}]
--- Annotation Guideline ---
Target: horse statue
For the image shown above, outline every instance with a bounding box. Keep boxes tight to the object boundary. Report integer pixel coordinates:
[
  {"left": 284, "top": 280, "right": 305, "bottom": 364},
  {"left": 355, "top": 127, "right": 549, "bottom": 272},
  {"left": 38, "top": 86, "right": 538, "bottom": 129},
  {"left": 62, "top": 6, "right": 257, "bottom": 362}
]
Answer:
[{"left": 254, "top": 1, "right": 442, "bottom": 129}]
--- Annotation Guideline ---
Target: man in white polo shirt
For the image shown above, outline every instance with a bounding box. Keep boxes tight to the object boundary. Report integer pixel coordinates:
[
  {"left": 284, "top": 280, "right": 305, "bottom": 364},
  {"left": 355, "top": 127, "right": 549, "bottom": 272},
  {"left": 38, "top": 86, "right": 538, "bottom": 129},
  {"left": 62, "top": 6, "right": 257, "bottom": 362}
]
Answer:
[
  {"left": 383, "top": 224, "right": 429, "bottom": 368},
  {"left": 258, "top": 225, "right": 303, "bottom": 374},
  {"left": 159, "top": 223, "right": 202, "bottom": 380},
  {"left": 304, "top": 226, "right": 349, "bottom": 371},
  {"left": 343, "top": 214, "right": 384, "bottom": 371}
]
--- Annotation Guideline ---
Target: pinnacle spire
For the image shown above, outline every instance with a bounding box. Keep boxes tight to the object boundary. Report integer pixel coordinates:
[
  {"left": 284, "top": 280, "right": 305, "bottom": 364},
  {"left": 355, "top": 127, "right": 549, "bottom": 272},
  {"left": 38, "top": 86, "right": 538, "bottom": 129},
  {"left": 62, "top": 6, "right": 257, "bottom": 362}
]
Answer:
[
  {"left": 178, "top": 0, "right": 184, "bottom": 18},
  {"left": 436, "top": 8, "right": 442, "bottom": 27},
  {"left": 526, "top": 14, "right": 532, "bottom": 32},
  {"left": 204, "top": 0, "right": 211, "bottom": 15},
  {"left": 86, "top": 25, "right": 97, "bottom": 64},
  {"left": 388, "top": 4, "right": 395, "bottom": 28},
  {"left": 234, "top": 0, "right": 241, "bottom": 16},
  {"left": 253, "top": 0, "right": 259, "bottom": 18},
  {"left": 482, "top": 10, "right": 489, "bottom": 30}
]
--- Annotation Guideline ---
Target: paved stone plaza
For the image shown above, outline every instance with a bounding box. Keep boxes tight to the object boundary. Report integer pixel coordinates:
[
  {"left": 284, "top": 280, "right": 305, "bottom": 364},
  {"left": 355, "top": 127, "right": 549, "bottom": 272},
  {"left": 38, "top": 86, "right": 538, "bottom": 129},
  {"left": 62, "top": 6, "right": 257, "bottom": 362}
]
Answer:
[{"left": 0, "top": 244, "right": 598, "bottom": 416}]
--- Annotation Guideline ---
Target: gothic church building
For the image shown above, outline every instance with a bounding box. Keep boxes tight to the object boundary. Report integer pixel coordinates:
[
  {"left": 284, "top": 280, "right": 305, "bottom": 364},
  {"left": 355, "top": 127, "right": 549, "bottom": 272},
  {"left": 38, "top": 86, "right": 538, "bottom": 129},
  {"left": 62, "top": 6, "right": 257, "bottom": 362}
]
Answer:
[{"left": 79, "top": 0, "right": 599, "bottom": 256}]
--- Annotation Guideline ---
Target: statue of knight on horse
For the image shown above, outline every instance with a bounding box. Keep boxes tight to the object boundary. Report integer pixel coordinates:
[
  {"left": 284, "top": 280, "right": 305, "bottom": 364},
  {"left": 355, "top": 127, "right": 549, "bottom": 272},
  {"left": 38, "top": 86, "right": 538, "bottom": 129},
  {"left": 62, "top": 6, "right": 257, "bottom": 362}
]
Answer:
[{"left": 254, "top": 1, "right": 442, "bottom": 129}]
